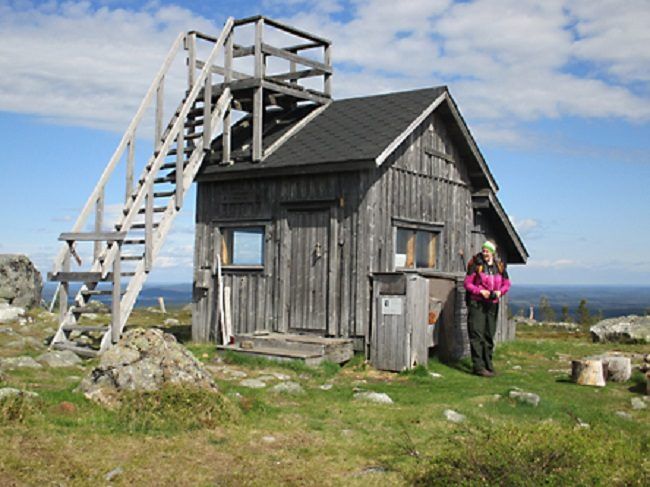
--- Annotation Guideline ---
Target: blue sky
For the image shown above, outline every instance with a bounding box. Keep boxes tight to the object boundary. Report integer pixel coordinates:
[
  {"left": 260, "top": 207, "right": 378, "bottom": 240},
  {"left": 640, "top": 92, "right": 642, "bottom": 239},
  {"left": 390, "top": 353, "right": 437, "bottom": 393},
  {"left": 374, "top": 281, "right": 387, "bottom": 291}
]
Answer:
[{"left": 0, "top": 0, "right": 648, "bottom": 286}]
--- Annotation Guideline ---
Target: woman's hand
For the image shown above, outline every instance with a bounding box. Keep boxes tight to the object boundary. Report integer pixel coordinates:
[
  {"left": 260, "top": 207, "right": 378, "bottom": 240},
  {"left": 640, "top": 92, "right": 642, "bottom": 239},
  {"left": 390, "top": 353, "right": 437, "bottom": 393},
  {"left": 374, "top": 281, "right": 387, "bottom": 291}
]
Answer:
[{"left": 480, "top": 290, "right": 491, "bottom": 299}]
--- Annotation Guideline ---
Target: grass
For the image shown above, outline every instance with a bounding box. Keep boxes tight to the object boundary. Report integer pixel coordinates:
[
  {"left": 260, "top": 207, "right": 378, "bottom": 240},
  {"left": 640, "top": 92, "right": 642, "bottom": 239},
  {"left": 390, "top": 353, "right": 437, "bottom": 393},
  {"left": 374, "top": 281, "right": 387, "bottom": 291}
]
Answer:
[{"left": 0, "top": 310, "right": 648, "bottom": 485}]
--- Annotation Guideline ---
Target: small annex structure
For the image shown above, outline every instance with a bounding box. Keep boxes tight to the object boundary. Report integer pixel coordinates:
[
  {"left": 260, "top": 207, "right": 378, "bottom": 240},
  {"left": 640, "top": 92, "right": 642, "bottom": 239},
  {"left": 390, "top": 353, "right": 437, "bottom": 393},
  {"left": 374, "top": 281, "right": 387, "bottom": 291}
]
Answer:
[{"left": 47, "top": 15, "right": 527, "bottom": 363}]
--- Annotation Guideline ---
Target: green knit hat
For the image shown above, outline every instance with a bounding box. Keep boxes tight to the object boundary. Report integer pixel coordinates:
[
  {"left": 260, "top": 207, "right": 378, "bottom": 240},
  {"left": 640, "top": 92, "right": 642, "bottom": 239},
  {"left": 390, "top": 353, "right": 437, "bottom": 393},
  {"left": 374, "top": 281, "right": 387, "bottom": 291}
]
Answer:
[{"left": 482, "top": 241, "right": 496, "bottom": 253}]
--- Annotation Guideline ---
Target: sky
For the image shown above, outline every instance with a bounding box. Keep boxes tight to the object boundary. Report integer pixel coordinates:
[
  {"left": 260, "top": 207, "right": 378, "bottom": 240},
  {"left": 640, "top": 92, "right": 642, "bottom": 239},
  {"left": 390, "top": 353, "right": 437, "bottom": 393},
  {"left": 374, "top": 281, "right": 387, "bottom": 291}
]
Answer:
[{"left": 0, "top": 0, "right": 649, "bottom": 286}]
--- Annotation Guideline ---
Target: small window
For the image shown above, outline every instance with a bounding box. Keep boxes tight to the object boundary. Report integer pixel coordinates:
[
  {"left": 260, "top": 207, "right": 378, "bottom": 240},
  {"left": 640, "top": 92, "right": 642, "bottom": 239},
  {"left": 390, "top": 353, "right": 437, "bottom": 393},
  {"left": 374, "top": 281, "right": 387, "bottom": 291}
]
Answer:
[
  {"left": 395, "top": 227, "right": 438, "bottom": 269},
  {"left": 221, "top": 227, "right": 264, "bottom": 266}
]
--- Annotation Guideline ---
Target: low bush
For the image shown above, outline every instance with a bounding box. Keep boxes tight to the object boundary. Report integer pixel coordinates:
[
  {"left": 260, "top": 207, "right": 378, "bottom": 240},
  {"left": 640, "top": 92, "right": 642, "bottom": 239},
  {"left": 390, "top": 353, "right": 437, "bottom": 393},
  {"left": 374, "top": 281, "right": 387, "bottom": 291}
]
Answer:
[
  {"left": 115, "top": 385, "right": 240, "bottom": 434},
  {"left": 0, "top": 392, "right": 42, "bottom": 424},
  {"left": 404, "top": 422, "right": 649, "bottom": 486}
]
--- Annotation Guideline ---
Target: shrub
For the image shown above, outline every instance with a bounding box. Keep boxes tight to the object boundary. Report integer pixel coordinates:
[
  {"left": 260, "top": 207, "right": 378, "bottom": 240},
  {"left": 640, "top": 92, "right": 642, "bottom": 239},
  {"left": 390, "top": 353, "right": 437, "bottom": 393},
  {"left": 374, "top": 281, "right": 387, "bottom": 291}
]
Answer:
[
  {"left": 115, "top": 385, "right": 240, "bottom": 434},
  {"left": 405, "top": 422, "right": 649, "bottom": 486},
  {"left": 0, "top": 392, "right": 42, "bottom": 424}
]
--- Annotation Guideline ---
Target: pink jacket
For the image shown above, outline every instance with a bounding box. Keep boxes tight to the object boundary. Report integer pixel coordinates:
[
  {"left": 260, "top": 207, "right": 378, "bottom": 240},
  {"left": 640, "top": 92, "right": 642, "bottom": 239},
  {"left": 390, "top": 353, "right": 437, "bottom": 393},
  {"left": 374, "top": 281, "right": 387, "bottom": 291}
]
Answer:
[{"left": 464, "top": 255, "right": 510, "bottom": 304}]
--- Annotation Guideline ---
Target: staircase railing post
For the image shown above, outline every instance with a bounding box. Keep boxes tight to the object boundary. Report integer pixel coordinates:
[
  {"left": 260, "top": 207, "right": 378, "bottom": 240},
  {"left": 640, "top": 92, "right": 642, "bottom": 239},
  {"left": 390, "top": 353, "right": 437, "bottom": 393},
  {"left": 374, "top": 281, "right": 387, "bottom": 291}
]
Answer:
[
  {"left": 145, "top": 183, "right": 153, "bottom": 272},
  {"left": 59, "top": 249, "right": 70, "bottom": 323},
  {"left": 175, "top": 128, "right": 185, "bottom": 210},
  {"left": 94, "top": 188, "right": 104, "bottom": 261},
  {"left": 222, "top": 29, "right": 233, "bottom": 164},
  {"left": 186, "top": 32, "right": 196, "bottom": 89},
  {"left": 111, "top": 242, "right": 121, "bottom": 343},
  {"left": 155, "top": 76, "right": 165, "bottom": 153},
  {"left": 324, "top": 43, "right": 332, "bottom": 97},
  {"left": 202, "top": 70, "right": 212, "bottom": 151},
  {"left": 125, "top": 136, "right": 135, "bottom": 203},
  {"left": 252, "top": 17, "right": 264, "bottom": 162}
]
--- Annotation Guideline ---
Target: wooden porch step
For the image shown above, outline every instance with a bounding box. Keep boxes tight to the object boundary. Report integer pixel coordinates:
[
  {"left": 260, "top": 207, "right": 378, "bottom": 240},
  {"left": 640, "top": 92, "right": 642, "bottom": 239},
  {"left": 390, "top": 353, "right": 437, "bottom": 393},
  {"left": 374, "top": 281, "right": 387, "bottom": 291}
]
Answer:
[
  {"left": 217, "top": 344, "right": 325, "bottom": 367},
  {"left": 229, "top": 333, "right": 354, "bottom": 364},
  {"left": 48, "top": 272, "right": 104, "bottom": 282},
  {"left": 52, "top": 342, "right": 99, "bottom": 358}
]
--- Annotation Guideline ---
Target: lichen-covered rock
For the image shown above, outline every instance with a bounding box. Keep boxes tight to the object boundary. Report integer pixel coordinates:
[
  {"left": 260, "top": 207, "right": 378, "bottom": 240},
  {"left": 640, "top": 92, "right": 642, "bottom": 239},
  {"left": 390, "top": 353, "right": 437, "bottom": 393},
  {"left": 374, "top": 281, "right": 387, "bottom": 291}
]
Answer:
[
  {"left": 590, "top": 315, "right": 650, "bottom": 344},
  {"left": 509, "top": 389, "right": 541, "bottom": 407},
  {"left": 353, "top": 391, "right": 393, "bottom": 404},
  {"left": 0, "top": 304, "right": 26, "bottom": 323},
  {"left": 79, "top": 328, "right": 216, "bottom": 407},
  {"left": 37, "top": 350, "right": 83, "bottom": 368},
  {"left": 0, "top": 254, "right": 42, "bottom": 308},
  {"left": 0, "top": 356, "right": 42, "bottom": 369}
]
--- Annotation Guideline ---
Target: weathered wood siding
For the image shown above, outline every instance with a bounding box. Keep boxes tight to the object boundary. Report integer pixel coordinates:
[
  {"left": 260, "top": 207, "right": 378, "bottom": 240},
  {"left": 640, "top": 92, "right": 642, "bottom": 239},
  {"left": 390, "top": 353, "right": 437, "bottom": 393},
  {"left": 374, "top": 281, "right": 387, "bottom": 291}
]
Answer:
[{"left": 193, "top": 109, "right": 513, "bottom": 349}]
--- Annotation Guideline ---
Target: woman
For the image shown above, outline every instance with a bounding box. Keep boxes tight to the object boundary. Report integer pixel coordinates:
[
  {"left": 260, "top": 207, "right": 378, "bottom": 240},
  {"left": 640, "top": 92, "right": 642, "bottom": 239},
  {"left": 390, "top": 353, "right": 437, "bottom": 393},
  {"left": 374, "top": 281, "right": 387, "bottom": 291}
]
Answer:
[{"left": 463, "top": 240, "right": 510, "bottom": 377}]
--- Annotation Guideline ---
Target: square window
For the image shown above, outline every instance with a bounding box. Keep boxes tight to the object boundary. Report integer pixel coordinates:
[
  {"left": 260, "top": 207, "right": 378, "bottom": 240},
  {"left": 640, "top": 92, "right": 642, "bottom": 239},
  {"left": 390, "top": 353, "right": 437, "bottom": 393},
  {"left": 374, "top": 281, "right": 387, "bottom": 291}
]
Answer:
[
  {"left": 394, "top": 226, "right": 438, "bottom": 270},
  {"left": 221, "top": 227, "right": 264, "bottom": 266}
]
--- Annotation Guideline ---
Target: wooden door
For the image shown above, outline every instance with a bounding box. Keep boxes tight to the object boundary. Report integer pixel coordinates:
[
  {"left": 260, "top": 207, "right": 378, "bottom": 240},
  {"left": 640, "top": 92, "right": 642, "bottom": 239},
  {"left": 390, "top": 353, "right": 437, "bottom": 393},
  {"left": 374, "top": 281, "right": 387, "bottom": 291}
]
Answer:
[{"left": 287, "top": 209, "right": 330, "bottom": 332}]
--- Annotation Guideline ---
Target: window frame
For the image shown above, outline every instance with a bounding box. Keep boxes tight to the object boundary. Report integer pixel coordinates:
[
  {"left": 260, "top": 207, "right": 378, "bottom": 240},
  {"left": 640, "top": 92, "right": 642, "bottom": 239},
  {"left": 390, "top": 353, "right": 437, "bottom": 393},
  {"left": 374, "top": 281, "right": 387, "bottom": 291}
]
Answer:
[
  {"left": 215, "top": 220, "right": 269, "bottom": 271},
  {"left": 393, "top": 218, "right": 443, "bottom": 271}
]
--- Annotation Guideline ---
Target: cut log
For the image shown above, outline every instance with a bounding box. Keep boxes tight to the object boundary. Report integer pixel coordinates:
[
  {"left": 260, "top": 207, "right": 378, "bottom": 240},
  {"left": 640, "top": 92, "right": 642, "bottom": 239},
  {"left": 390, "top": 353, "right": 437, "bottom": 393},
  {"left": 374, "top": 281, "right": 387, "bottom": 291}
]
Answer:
[{"left": 571, "top": 359, "right": 606, "bottom": 387}]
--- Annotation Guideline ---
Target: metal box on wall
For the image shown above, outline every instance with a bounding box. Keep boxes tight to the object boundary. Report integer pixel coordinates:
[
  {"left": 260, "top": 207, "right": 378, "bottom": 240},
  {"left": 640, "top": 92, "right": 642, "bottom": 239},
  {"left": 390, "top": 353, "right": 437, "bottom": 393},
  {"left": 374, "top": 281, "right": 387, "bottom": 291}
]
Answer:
[{"left": 370, "top": 273, "right": 429, "bottom": 371}]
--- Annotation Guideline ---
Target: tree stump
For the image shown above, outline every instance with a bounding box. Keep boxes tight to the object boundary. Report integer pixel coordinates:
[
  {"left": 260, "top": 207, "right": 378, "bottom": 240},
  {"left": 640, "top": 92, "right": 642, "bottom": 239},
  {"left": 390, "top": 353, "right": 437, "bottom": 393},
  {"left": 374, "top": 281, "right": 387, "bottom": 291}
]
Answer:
[{"left": 571, "top": 359, "right": 606, "bottom": 387}]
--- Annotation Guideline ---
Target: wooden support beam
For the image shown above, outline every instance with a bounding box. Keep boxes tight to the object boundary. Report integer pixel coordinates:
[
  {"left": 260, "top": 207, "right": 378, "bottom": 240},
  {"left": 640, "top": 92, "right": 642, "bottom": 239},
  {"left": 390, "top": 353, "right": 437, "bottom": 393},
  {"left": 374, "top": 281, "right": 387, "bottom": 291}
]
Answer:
[
  {"left": 267, "top": 68, "right": 324, "bottom": 83},
  {"left": 252, "top": 18, "right": 264, "bottom": 162},
  {"left": 203, "top": 71, "right": 212, "bottom": 151},
  {"left": 59, "top": 251, "right": 70, "bottom": 323},
  {"left": 223, "top": 31, "right": 233, "bottom": 165},
  {"left": 324, "top": 44, "right": 332, "bottom": 97},
  {"left": 232, "top": 44, "right": 255, "bottom": 58},
  {"left": 260, "top": 43, "right": 332, "bottom": 73},
  {"left": 284, "top": 41, "right": 323, "bottom": 52},
  {"left": 186, "top": 32, "right": 196, "bottom": 88},
  {"left": 59, "top": 232, "right": 127, "bottom": 242},
  {"left": 261, "top": 79, "right": 329, "bottom": 105},
  {"left": 111, "top": 244, "right": 121, "bottom": 343}
]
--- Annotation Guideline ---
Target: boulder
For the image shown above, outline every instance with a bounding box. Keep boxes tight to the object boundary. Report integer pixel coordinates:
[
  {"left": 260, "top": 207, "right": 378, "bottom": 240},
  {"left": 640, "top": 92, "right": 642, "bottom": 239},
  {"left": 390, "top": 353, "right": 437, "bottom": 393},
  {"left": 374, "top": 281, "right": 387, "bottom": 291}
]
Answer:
[
  {"left": 79, "top": 328, "right": 216, "bottom": 407},
  {"left": 590, "top": 315, "right": 650, "bottom": 344},
  {"left": 0, "top": 304, "right": 26, "bottom": 323},
  {"left": 0, "top": 255, "right": 42, "bottom": 308},
  {"left": 353, "top": 391, "right": 393, "bottom": 404}
]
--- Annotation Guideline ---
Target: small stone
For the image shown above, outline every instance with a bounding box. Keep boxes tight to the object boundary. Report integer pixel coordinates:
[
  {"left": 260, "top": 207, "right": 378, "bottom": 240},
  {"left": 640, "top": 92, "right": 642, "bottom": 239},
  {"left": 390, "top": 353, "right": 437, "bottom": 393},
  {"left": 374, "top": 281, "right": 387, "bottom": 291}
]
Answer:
[
  {"left": 225, "top": 369, "right": 247, "bottom": 379},
  {"left": 272, "top": 372, "right": 291, "bottom": 381},
  {"left": 256, "top": 375, "right": 277, "bottom": 382},
  {"left": 261, "top": 435, "right": 276, "bottom": 443},
  {"left": 0, "top": 356, "right": 42, "bottom": 369},
  {"left": 631, "top": 397, "right": 647, "bottom": 410},
  {"left": 0, "top": 387, "right": 39, "bottom": 399},
  {"left": 320, "top": 383, "right": 333, "bottom": 390},
  {"left": 512, "top": 365, "right": 522, "bottom": 370},
  {"left": 164, "top": 318, "right": 180, "bottom": 327},
  {"left": 0, "top": 326, "right": 16, "bottom": 334},
  {"left": 240, "top": 379, "right": 267, "bottom": 389},
  {"left": 37, "top": 350, "right": 82, "bottom": 368},
  {"left": 353, "top": 392, "right": 393, "bottom": 404},
  {"left": 509, "top": 390, "right": 540, "bottom": 407},
  {"left": 429, "top": 372, "right": 443, "bottom": 378},
  {"left": 270, "top": 381, "right": 304, "bottom": 394},
  {"left": 443, "top": 409, "right": 466, "bottom": 423},
  {"left": 105, "top": 467, "right": 124, "bottom": 482},
  {"left": 0, "top": 304, "right": 25, "bottom": 323},
  {"left": 615, "top": 411, "right": 633, "bottom": 420}
]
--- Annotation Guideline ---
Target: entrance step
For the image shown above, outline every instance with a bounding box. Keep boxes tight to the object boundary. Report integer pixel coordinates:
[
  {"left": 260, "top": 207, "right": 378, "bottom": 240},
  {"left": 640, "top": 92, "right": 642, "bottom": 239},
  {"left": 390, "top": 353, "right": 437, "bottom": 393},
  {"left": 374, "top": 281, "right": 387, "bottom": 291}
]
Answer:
[{"left": 219, "top": 332, "right": 354, "bottom": 365}]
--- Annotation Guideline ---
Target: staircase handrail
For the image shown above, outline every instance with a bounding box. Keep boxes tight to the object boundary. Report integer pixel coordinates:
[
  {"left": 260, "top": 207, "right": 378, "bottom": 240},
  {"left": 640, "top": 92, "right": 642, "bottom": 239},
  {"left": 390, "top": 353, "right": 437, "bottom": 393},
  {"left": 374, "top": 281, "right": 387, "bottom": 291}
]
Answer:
[
  {"left": 99, "top": 17, "right": 235, "bottom": 276},
  {"left": 51, "top": 31, "right": 186, "bottom": 275}
]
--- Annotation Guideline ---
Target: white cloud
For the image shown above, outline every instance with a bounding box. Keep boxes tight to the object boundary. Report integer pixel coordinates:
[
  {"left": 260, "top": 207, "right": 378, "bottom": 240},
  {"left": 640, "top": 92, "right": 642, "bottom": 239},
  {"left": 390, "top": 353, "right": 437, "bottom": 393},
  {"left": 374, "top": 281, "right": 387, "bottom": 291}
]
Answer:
[
  {"left": 510, "top": 216, "right": 539, "bottom": 237},
  {"left": 526, "top": 258, "right": 579, "bottom": 269}
]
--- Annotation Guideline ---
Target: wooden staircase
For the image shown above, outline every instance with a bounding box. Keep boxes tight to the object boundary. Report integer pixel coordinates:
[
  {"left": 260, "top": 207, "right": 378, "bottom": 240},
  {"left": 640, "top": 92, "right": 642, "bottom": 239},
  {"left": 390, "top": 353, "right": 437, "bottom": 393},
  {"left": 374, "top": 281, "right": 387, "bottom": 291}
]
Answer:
[{"left": 48, "top": 16, "right": 333, "bottom": 357}]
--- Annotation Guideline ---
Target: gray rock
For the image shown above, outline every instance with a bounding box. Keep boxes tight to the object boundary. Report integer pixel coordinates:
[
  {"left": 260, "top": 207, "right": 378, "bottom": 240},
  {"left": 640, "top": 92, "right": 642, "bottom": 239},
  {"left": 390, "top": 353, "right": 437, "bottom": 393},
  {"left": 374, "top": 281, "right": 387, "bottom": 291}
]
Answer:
[
  {"left": 0, "top": 387, "right": 39, "bottom": 399},
  {"left": 105, "top": 467, "right": 124, "bottom": 482},
  {"left": 224, "top": 369, "right": 247, "bottom": 379},
  {"left": 509, "top": 390, "right": 540, "bottom": 407},
  {"left": 443, "top": 409, "right": 466, "bottom": 423},
  {"left": 164, "top": 318, "right": 180, "bottom": 327},
  {"left": 590, "top": 315, "right": 650, "bottom": 344},
  {"left": 0, "top": 255, "right": 42, "bottom": 308},
  {"left": 605, "top": 356, "right": 632, "bottom": 382},
  {"left": 6, "top": 336, "right": 45, "bottom": 350},
  {"left": 239, "top": 378, "right": 267, "bottom": 389},
  {"left": 0, "top": 356, "right": 42, "bottom": 369},
  {"left": 429, "top": 372, "right": 443, "bottom": 378},
  {"left": 79, "top": 328, "right": 217, "bottom": 407},
  {"left": 83, "top": 300, "right": 109, "bottom": 314},
  {"left": 271, "top": 372, "right": 291, "bottom": 381},
  {"left": 270, "top": 381, "right": 304, "bottom": 394},
  {"left": 615, "top": 411, "right": 633, "bottom": 420},
  {"left": 261, "top": 435, "right": 276, "bottom": 443},
  {"left": 631, "top": 397, "right": 647, "bottom": 410},
  {"left": 256, "top": 375, "right": 277, "bottom": 382},
  {"left": 353, "top": 392, "right": 393, "bottom": 404},
  {"left": 0, "top": 326, "right": 16, "bottom": 334},
  {"left": 320, "top": 383, "right": 333, "bottom": 390},
  {"left": 0, "top": 303, "right": 25, "bottom": 323},
  {"left": 37, "top": 350, "right": 82, "bottom": 368}
]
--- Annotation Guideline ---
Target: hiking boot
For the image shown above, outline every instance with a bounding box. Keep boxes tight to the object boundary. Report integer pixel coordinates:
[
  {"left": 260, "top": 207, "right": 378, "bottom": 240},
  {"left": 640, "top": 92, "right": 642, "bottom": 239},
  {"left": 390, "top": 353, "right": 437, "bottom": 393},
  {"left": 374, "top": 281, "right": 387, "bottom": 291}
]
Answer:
[{"left": 474, "top": 369, "right": 494, "bottom": 378}]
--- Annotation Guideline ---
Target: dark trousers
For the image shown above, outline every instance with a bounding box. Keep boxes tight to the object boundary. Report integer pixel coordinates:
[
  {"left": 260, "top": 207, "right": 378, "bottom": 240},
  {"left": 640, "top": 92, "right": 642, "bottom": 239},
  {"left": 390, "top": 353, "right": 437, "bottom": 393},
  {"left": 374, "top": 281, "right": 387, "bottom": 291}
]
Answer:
[{"left": 467, "top": 300, "right": 499, "bottom": 372}]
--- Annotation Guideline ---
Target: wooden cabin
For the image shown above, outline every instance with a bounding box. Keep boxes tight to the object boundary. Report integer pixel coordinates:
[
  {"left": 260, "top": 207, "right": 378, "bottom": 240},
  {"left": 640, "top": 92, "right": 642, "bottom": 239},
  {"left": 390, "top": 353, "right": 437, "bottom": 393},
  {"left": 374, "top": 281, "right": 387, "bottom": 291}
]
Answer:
[{"left": 192, "top": 85, "right": 528, "bottom": 360}]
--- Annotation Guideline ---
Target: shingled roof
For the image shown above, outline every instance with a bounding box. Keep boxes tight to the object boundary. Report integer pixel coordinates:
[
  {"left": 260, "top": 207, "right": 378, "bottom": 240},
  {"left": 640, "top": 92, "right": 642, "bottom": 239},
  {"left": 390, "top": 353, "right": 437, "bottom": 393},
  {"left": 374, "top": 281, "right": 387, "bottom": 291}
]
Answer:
[{"left": 200, "top": 86, "right": 452, "bottom": 176}]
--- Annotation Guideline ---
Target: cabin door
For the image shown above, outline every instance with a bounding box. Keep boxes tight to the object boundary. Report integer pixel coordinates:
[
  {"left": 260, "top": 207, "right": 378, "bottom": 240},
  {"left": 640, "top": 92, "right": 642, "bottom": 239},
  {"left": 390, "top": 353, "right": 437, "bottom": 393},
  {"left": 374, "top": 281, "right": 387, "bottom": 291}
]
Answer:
[{"left": 286, "top": 209, "right": 330, "bottom": 333}]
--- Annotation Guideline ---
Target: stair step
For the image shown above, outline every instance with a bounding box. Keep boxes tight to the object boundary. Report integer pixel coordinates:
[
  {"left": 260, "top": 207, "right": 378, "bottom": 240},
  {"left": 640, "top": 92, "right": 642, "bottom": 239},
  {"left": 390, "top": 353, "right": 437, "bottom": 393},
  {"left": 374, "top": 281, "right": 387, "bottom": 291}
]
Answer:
[
  {"left": 81, "top": 289, "right": 124, "bottom": 296},
  {"left": 71, "top": 306, "right": 107, "bottom": 314},
  {"left": 123, "top": 239, "right": 146, "bottom": 245},
  {"left": 48, "top": 271, "right": 104, "bottom": 282},
  {"left": 167, "top": 147, "right": 194, "bottom": 157},
  {"left": 153, "top": 176, "right": 173, "bottom": 184},
  {"left": 120, "top": 254, "right": 143, "bottom": 261},
  {"left": 185, "top": 132, "right": 204, "bottom": 140},
  {"left": 160, "top": 162, "right": 188, "bottom": 170},
  {"left": 153, "top": 190, "right": 176, "bottom": 198},
  {"left": 62, "top": 324, "right": 109, "bottom": 333},
  {"left": 137, "top": 206, "right": 167, "bottom": 215},
  {"left": 52, "top": 342, "right": 99, "bottom": 358},
  {"left": 131, "top": 223, "right": 159, "bottom": 230}
]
